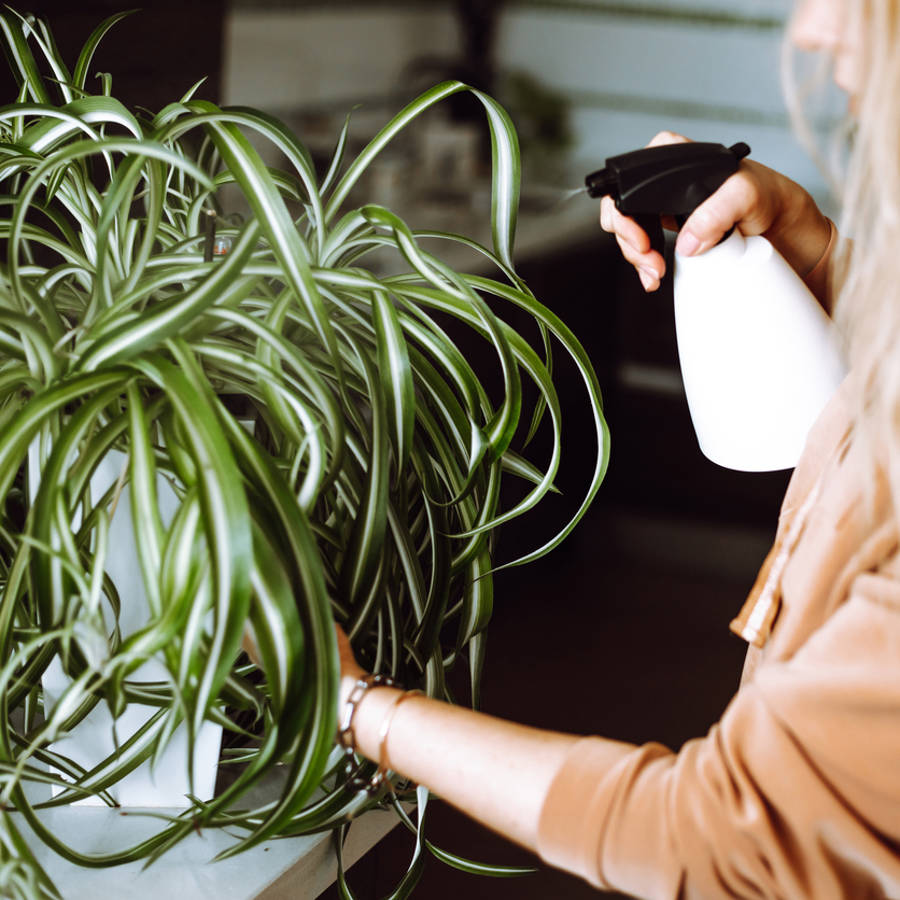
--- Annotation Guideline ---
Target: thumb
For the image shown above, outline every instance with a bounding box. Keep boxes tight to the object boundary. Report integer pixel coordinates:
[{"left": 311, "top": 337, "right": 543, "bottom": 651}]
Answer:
[{"left": 675, "top": 171, "right": 759, "bottom": 257}]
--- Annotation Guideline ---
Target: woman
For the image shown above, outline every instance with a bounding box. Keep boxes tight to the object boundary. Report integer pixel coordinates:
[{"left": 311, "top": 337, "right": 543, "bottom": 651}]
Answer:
[{"left": 336, "top": 1, "right": 900, "bottom": 895}]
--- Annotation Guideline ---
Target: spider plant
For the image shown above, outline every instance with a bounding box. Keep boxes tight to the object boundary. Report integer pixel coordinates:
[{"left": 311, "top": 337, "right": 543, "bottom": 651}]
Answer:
[{"left": 0, "top": 9, "right": 609, "bottom": 899}]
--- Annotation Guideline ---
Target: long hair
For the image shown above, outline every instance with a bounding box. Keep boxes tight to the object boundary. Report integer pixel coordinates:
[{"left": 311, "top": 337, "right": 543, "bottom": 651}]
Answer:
[
  {"left": 788, "top": 1, "right": 900, "bottom": 510},
  {"left": 836, "top": 0, "right": 900, "bottom": 510}
]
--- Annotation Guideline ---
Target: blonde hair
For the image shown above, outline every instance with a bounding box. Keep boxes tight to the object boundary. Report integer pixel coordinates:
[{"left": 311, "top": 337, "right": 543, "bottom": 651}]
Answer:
[
  {"left": 833, "top": 0, "right": 900, "bottom": 510},
  {"left": 785, "top": 1, "right": 900, "bottom": 509}
]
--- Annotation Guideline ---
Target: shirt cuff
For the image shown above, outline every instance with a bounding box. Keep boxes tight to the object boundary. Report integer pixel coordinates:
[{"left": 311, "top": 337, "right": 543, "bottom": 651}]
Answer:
[{"left": 536, "top": 736, "right": 673, "bottom": 893}]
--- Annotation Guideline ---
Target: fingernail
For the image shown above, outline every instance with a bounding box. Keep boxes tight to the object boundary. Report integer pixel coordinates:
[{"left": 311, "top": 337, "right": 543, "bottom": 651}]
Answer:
[
  {"left": 639, "top": 265, "right": 659, "bottom": 281},
  {"left": 638, "top": 269, "right": 657, "bottom": 292},
  {"left": 676, "top": 230, "right": 701, "bottom": 256}
]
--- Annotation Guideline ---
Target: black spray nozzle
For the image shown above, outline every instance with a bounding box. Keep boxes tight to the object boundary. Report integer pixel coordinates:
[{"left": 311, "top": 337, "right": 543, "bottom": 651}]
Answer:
[{"left": 585, "top": 141, "right": 751, "bottom": 259}]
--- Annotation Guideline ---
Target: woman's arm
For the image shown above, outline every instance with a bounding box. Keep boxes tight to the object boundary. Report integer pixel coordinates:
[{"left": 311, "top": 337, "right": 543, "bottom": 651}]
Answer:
[
  {"left": 346, "top": 683, "right": 578, "bottom": 847},
  {"left": 337, "top": 628, "right": 631, "bottom": 852},
  {"left": 340, "top": 572, "right": 900, "bottom": 900}
]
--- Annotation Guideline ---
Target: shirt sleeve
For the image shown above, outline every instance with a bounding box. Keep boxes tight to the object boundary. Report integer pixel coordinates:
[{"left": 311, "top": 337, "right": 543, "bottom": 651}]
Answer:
[{"left": 537, "top": 573, "right": 900, "bottom": 899}]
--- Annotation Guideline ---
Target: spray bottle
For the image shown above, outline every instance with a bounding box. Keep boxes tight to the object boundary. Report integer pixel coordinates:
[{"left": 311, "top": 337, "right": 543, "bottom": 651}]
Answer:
[{"left": 585, "top": 141, "right": 847, "bottom": 472}]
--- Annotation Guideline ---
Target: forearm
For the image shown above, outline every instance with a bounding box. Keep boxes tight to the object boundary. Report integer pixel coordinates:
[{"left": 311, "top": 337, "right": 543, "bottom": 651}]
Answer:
[{"left": 346, "top": 683, "right": 579, "bottom": 850}]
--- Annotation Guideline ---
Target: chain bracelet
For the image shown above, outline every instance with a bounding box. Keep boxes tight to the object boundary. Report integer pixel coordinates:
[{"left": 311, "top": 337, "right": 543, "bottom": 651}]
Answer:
[{"left": 337, "top": 673, "right": 397, "bottom": 756}]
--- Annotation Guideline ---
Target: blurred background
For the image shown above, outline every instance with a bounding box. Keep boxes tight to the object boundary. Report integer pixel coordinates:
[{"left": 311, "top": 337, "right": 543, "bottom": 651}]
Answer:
[{"left": 10, "top": 1, "right": 844, "bottom": 897}]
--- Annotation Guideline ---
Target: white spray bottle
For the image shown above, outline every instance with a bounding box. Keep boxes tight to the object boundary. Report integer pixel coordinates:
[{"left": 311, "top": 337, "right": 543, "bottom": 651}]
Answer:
[{"left": 586, "top": 141, "right": 846, "bottom": 472}]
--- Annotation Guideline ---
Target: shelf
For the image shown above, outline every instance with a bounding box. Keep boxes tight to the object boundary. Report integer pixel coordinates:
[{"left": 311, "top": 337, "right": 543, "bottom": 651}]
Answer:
[{"left": 16, "top": 802, "right": 400, "bottom": 899}]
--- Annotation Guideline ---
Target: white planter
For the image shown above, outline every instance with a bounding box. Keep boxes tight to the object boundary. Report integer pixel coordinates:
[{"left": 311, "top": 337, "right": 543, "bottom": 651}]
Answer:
[{"left": 31, "top": 444, "right": 222, "bottom": 807}]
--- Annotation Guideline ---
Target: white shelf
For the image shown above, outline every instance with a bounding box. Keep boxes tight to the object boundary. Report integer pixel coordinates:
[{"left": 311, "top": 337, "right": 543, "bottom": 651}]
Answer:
[{"left": 16, "top": 802, "right": 400, "bottom": 900}]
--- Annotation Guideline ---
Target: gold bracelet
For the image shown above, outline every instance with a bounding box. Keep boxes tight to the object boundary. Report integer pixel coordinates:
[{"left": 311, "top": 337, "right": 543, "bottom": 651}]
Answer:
[
  {"left": 367, "top": 689, "right": 424, "bottom": 792},
  {"left": 802, "top": 216, "right": 837, "bottom": 279}
]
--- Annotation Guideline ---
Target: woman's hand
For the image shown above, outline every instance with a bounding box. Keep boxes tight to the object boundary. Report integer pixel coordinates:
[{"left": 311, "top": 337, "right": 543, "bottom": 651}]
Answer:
[
  {"left": 600, "top": 131, "right": 835, "bottom": 298},
  {"left": 335, "top": 623, "right": 366, "bottom": 713}
]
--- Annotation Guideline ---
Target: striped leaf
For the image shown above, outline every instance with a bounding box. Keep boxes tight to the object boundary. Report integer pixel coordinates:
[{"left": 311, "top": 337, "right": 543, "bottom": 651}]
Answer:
[{"left": 0, "top": 11, "right": 610, "bottom": 897}]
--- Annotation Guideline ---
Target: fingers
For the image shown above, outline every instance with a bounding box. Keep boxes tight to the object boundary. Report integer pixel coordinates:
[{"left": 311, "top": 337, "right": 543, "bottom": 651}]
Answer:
[
  {"left": 622, "top": 237, "right": 665, "bottom": 292},
  {"left": 241, "top": 630, "right": 261, "bottom": 666},
  {"left": 647, "top": 130, "right": 690, "bottom": 148},
  {"left": 600, "top": 195, "right": 648, "bottom": 250},
  {"left": 335, "top": 623, "right": 364, "bottom": 678},
  {"left": 599, "top": 129, "right": 816, "bottom": 291},
  {"left": 644, "top": 131, "right": 767, "bottom": 261},
  {"left": 676, "top": 172, "right": 753, "bottom": 256},
  {"left": 598, "top": 132, "right": 690, "bottom": 292},
  {"left": 600, "top": 195, "right": 666, "bottom": 292}
]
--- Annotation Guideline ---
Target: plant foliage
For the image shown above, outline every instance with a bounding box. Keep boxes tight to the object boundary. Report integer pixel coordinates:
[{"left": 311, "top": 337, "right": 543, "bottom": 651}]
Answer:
[{"left": 0, "top": 9, "right": 608, "bottom": 897}]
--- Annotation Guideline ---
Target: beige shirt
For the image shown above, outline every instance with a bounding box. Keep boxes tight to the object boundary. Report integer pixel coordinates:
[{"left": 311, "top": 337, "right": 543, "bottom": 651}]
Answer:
[{"left": 537, "top": 375, "right": 900, "bottom": 899}]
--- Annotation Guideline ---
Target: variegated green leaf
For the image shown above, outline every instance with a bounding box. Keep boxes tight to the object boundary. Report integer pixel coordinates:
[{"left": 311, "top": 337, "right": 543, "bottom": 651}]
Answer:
[{"left": 0, "top": 12, "right": 610, "bottom": 897}]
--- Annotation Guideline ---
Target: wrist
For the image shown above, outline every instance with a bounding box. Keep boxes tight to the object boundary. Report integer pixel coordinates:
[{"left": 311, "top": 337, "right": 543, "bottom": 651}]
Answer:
[
  {"left": 338, "top": 675, "right": 419, "bottom": 793},
  {"left": 800, "top": 217, "right": 837, "bottom": 310},
  {"left": 337, "top": 672, "right": 398, "bottom": 757},
  {"left": 770, "top": 180, "right": 832, "bottom": 278},
  {"left": 339, "top": 671, "right": 363, "bottom": 712},
  {"left": 797, "top": 209, "right": 834, "bottom": 278}
]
